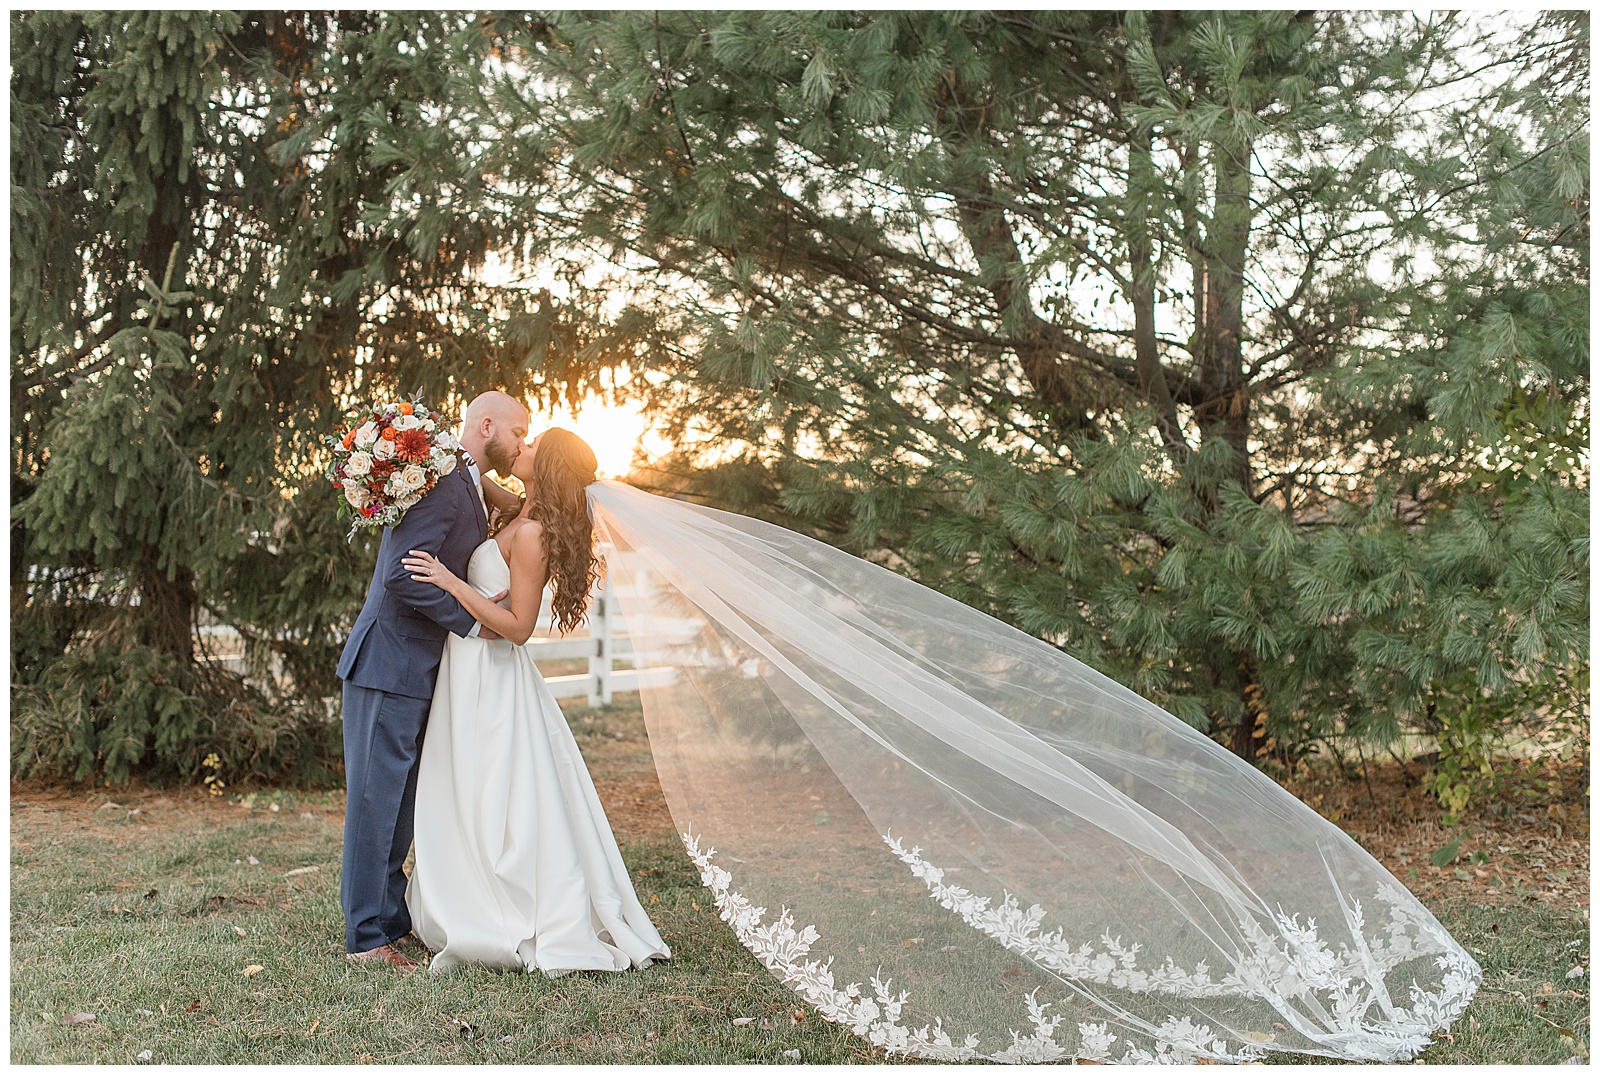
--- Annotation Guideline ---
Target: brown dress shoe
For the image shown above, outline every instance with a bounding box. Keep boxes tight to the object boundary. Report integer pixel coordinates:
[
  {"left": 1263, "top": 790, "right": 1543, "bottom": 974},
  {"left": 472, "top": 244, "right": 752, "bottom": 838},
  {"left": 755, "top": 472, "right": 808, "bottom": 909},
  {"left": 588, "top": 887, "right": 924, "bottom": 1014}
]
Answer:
[{"left": 345, "top": 943, "right": 419, "bottom": 969}]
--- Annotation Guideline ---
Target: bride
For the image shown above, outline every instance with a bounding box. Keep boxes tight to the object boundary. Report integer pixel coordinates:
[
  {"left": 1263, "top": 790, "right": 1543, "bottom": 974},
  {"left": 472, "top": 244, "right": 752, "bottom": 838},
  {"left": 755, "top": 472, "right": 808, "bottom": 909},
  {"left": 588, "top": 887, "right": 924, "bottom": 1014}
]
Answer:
[
  {"left": 404, "top": 427, "right": 1479, "bottom": 1063},
  {"left": 398, "top": 428, "right": 669, "bottom": 976}
]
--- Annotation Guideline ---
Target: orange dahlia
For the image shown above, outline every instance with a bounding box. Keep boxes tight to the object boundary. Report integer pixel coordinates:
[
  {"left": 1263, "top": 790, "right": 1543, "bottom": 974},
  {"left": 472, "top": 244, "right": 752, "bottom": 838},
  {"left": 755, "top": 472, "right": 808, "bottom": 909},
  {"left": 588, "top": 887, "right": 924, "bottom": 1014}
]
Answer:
[{"left": 394, "top": 427, "right": 432, "bottom": 463}]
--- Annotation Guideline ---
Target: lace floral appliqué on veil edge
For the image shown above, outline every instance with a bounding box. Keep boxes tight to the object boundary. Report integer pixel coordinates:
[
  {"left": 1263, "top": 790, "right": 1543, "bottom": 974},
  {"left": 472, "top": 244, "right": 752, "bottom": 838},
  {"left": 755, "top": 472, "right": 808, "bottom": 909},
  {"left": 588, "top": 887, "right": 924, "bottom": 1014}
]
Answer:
[
  {"left": 683, "top": 830, "right": 1479, "bottom": 1064},
  {"left": 883, "top": 834, "right": 1480, "bottom": 1062}
]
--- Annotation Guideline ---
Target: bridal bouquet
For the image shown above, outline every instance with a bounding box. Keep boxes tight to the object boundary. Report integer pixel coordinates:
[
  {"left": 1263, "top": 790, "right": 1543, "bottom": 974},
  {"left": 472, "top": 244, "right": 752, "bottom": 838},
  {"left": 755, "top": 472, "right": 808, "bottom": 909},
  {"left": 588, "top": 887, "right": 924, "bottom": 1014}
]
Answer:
[{"left": 326, "top": 391, "right": 461, "bottom": 537}]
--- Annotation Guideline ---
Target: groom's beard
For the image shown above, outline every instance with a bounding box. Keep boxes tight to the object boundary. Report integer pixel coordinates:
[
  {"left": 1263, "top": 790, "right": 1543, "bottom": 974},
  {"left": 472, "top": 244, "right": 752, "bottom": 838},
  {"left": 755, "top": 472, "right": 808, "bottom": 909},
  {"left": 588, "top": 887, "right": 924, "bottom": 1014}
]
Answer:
[{"left": 482, "top": 431, "right": 519, "bottom": 475}]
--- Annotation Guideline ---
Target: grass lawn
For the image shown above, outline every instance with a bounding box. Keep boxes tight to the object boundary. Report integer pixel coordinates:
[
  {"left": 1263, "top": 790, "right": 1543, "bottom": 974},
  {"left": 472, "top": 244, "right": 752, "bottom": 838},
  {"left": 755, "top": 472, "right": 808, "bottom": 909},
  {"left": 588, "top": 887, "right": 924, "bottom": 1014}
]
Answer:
[{"left": 10, "top": 696, "right": 1590, "bottom": 1064}]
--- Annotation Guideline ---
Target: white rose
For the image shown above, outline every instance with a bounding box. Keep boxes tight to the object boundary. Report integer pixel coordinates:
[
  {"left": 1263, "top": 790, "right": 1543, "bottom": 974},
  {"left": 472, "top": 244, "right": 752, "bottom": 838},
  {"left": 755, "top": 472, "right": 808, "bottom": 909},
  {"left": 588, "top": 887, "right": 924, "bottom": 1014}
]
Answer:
[
  {"left": 343, "top": 482, "right": 371, "bottom": 509},
  {"left": 398, "top": 464, "right": 428, "bottom": 492},
  {"left": 435, "top": 451, "right": 458, "bottom": 477},
  {"left": 343, "top": 452, "right": 371, "bottom": 478},
  {"left": 419, "top": 417, "right": 437, "bottom": 433},
  {"left": 435, "top": 429, "right": 460, "bottom": 452},
  {"left": 391, "top": 413, "right": 424, "bottom": 432},
  {"left": 372, "top": 436, "right": 395, "bottom": 461},
  {"left": 384, "top": 474, "right": 407, "bottom": 498},
  {"left": 395, "top": 492, "right": 422, "bottom": 512},
  {"left": 353, "top": 422, "right": 378, "bottom": 449}
]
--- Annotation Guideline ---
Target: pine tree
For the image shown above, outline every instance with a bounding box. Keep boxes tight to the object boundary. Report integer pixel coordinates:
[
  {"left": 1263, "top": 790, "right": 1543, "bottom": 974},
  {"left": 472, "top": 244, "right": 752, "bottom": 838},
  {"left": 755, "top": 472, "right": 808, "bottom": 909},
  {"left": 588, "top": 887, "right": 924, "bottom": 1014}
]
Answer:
[
  {"left": 9, "top": 12, "right": 586, "bottom": 783},
  {"left": 460, "top": 12, "right": 1587, "bottom": 763}
]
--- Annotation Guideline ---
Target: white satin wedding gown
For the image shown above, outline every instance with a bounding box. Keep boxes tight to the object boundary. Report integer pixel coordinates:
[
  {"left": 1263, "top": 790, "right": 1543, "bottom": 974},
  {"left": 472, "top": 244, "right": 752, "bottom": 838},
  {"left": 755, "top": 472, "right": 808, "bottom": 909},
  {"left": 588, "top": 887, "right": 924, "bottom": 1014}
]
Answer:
[{"left": 405, "top": 537, "right": 671, "bottom": 975}]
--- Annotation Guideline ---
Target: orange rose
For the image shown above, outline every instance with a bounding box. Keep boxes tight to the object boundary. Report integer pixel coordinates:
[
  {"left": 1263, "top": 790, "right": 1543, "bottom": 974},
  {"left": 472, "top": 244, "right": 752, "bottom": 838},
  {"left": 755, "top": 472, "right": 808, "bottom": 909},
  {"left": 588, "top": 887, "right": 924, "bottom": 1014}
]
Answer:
[
  {"left": 342, "top": 429, "right": 355, "bottom": 449},
  {"left": 398, "top": 403, "right": 414, "bottom": 415},
  {"left": 381, "top": 427, "right": 397, "bottom": 441}
]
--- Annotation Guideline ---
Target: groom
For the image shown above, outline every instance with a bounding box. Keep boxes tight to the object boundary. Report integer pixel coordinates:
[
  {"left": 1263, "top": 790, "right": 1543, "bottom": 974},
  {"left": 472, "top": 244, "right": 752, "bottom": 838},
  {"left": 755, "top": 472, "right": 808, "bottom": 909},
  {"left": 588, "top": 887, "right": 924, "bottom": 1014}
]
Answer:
[{"left": 336, "top": 389, "right": 529, "bottom": 966}]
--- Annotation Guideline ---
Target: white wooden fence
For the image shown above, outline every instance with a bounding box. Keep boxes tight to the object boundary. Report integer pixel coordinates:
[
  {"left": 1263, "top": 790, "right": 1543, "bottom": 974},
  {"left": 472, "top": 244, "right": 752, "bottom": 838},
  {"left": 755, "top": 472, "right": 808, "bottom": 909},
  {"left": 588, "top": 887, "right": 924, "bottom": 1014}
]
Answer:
[
  {"left": 196, "top": 574, "right": 641, "bottom": 708},
  {"left": 527, "top": 575, "right": 636, "bottom": 706}
]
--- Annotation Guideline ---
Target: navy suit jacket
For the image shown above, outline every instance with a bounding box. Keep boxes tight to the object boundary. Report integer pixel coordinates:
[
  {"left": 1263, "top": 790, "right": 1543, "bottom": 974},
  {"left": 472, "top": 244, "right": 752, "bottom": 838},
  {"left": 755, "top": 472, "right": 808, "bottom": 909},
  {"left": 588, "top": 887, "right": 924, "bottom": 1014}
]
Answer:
[{"left": 337, "top": 463, "right": 487, "bottom": 699}]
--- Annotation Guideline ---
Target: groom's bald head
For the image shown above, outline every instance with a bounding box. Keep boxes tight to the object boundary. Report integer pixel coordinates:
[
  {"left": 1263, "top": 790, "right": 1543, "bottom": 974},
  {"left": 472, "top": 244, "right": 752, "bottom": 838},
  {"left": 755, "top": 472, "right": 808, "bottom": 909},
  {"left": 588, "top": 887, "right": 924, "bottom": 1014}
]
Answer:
[
  {"left": 464, "top": 390, "right": 525, "bottom": 428},
  {"left": 460, "top": 391, "right": 530, "bottom": 475}
]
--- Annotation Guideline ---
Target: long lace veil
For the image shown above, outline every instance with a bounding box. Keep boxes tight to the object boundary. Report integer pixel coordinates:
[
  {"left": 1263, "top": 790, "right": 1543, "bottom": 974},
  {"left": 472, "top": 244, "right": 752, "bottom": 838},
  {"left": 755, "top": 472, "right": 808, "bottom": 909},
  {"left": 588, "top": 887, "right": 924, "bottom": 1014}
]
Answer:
[{"left": 587, "top": 479, "right": 1479, "bottom": 1063}]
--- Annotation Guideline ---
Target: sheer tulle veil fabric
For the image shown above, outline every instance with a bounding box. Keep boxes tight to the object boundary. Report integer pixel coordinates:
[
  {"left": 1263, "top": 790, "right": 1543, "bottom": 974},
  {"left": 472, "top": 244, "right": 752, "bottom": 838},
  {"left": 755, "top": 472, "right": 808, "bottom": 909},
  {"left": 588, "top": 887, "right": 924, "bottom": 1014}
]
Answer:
[{"left": 587, "top": 479, "right": 1479, "bottom": 1063}]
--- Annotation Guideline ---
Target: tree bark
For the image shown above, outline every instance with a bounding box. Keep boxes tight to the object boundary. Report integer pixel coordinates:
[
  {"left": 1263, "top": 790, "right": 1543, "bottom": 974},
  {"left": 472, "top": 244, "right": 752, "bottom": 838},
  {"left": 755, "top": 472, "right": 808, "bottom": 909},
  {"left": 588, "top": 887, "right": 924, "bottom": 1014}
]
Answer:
[
  {"left": 134, "top": 551, "right": 198, "bottom": 664},
  {"left": 1197, "top": 135, "right": 1254, "bottom": 497},
  {"left": 1127, "top": 134, "right": 1188, "bottom": 462}
]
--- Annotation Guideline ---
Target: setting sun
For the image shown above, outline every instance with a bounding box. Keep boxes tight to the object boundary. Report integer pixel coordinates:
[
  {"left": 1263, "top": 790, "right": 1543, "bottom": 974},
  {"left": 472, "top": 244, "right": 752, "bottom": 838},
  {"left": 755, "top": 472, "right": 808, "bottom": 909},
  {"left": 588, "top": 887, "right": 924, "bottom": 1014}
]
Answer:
[{"left": 526, "top": 395, "right": 668, "bottom": 479}]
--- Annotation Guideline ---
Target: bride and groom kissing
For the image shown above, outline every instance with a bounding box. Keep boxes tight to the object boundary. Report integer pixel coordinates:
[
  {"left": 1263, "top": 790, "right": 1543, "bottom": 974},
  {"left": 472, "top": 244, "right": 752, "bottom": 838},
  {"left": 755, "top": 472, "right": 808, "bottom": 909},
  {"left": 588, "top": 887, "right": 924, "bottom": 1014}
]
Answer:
[
  {"left": 335, "top": 390, "right": 669, "bottom": 974},
  {"left": 325, "top": 390, "right": 1483, "bottom": 1062}
]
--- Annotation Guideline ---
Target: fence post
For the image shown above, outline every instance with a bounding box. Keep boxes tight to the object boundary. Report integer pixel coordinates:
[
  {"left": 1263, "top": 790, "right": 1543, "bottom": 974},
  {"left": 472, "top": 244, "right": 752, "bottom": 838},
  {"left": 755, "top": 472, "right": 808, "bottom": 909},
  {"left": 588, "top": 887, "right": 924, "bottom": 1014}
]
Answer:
[{"left": 588, "top": 575, "right": 613, "bottom": 707}]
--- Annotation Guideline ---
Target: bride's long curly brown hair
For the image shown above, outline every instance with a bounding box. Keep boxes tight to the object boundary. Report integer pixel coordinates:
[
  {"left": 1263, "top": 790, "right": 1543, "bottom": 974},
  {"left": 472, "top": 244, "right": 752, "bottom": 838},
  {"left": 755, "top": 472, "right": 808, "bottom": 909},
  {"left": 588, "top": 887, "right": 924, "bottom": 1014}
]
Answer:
[{"left": 521, "top": 428, "right": 602, "bottom": 635}]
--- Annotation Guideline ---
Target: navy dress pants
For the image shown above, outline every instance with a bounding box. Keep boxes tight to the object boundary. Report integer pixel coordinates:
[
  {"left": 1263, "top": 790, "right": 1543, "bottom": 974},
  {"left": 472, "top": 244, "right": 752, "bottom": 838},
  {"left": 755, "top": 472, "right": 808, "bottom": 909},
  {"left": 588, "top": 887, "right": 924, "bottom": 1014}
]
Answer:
[{"left": 340, "top": 681, "right": 431, "bottom": 953}]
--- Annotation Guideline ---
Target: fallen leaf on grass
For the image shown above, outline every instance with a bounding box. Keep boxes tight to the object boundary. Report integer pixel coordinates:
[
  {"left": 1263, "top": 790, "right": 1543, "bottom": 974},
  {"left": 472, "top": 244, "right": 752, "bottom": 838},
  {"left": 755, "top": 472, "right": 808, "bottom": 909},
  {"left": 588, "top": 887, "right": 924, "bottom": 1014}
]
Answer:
[
  {"left": 758, "top": 1017, "right": 775, "bottom": 1031},
  {"left": 500, "top": 1035, "right": 513, "bottom": 1044},
  {"left": 781, "top": 1049, "right": 801, "bottom": 1060},
  {"left": 242, "top": 965, "right": 264, "bottom": 977},
  {"left": 135, "top": 1009, "right": 153, "bottom": 1017},
  {"left": 97, "top": 802, "right": 123, "bottom": 812},
  {"left": 450, "top": 1018, "right": 477, "bottom": 1038},
  {"left": 284, "top": 866, "right": 318, "bottom": 877},
  {"left": 1566, "top": 965, "right": 1586, "bottom": 979},
  {"left": 644, "top": 1030, "right": 658, "bottom": 1043},
  {"left": 732, "top": 1017, "right": 755, "bottom": 1026},
  {"left": 300, "top": 812, "right": 316, "bottom": 820},
  {"left": 61, "top": 1012, "right": 95, "bottom": 1025},
  {"left": 1431, "top": 834, "right": 1466, "bottom": 868},
  {"left": 136, "top": 1050, "right": 152, "bottom": 1064},
  {"left": 184, "top": 1000, "right": 203, "bottom": 1013},
  {"left": 306, "top": 1019, "right": 319, "bottom": 1037},
  {"left": 247, "top": 856, "right": 260, "bottom": 866},
  {"left": 144, "top": 889, "right": 157, "bottom": 900}
]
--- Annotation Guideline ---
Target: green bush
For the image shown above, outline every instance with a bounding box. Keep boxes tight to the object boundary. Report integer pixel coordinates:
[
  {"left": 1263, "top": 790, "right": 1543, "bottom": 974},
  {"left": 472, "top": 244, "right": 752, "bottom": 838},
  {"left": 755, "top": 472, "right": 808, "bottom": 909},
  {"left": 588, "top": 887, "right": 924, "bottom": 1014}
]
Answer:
[{"left": 10, "top": 638, "right": 342, "bottom": 789}]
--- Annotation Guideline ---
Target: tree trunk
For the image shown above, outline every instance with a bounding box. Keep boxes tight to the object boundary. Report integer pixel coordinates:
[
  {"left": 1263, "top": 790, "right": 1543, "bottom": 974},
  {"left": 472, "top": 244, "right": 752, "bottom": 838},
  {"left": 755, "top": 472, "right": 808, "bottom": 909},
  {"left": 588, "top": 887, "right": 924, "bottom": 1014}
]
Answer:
[
  {"left": 1197, "top": 135, "right": 1254, "bottom": 497},
  {"left": 1128, "top": 135, "right": 1187, "bottom": 462},
  {"left": 134, "top": 551, "right": 198, "bottom": 665},
  {"left": 1201, "top": 135, "right": 1259, "bottom": 760}
]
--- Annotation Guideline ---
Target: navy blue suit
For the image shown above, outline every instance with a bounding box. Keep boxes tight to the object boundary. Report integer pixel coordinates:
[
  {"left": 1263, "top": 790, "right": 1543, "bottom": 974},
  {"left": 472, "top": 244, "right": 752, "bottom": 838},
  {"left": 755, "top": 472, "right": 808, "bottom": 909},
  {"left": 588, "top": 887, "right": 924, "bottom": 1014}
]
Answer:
[{"left": 336, "top": 462, "right": 486, "bottom": 952}]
